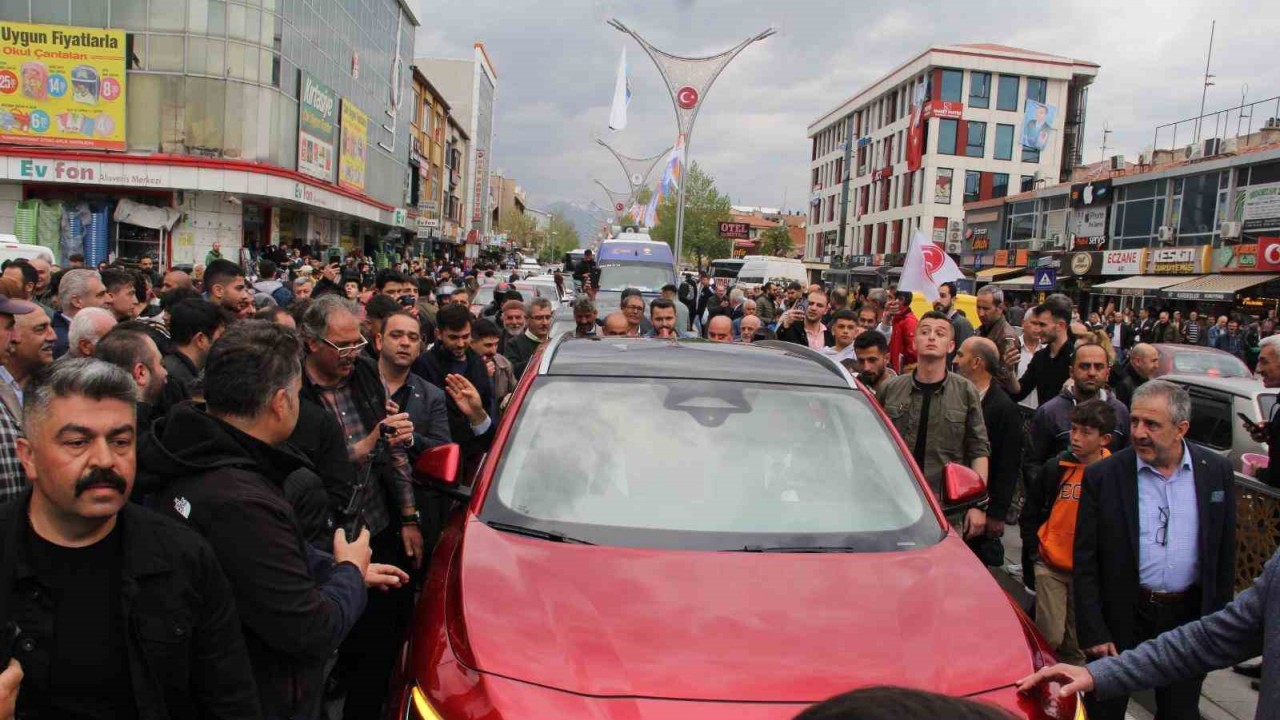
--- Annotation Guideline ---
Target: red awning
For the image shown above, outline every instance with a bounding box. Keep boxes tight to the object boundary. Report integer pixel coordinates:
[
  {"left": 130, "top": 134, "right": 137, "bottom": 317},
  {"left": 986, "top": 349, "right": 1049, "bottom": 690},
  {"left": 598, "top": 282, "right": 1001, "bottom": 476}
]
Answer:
[{"left": 733, "top": 239, "right": 758, "bottom": 248}]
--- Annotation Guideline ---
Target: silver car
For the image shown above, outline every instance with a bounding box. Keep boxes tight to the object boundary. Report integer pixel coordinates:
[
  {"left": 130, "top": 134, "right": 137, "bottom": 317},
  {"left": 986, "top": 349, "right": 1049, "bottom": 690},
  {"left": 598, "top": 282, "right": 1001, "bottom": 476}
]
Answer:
[{"left": 1161, "top": 373, "right": 1277, "bottom": 473}]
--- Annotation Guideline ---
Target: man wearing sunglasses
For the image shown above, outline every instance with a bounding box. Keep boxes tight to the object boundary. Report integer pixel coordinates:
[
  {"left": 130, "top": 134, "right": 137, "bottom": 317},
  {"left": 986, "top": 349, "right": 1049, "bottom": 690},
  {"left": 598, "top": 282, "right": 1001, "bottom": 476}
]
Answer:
[{"left": 1071, "top": 380, "right": 1236, "bottom": 720}]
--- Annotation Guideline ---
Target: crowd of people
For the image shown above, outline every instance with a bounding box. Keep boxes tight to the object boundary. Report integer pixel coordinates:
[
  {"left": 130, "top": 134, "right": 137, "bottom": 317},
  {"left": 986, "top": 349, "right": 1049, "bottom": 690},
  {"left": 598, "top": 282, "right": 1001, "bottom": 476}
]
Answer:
[{"left": 0, "top": 243, "right": 1277, "bottom": 719}]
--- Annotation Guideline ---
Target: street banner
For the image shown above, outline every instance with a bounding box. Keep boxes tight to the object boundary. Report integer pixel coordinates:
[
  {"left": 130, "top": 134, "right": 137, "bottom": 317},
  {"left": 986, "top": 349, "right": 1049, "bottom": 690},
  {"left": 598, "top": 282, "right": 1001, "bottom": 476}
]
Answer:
[
  {"left": 0, "top": 21, "right": 127, "bottom": 151},
  {"left": 900, "top": 229, "right": 962, "bottom": 303},
  {"left": 338, "top": 98, "right": 367, "bottom": 192},
  {"left": 905, "top": 79, "right": 926, "bottom": 172},
  {"left": 1021, "top": 99, "right": 1057, "bottom": 150},
  {"left": 297, "top": 71, "right": 337, "bottom": 182},
  {"left": 1236, "top": 181, "right": 1280, "bottom": 232},
  {"left": 608, "top": 47, "right": 630, "bottom": 131}
]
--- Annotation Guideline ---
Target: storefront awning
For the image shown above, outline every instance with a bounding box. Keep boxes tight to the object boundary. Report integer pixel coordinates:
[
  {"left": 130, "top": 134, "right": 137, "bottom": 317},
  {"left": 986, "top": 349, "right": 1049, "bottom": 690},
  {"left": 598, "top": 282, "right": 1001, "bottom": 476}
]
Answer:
[
  {"left": 989, "top": 274, "right": 1035, "bottom": 288},
  {"left": 974, "top": 267, "right": 1027, "bottom": 281},
  {"left": 1160, "top": 274, "right": 1280, "bottom": 302},
  {"left": 1090, "top": 275, "right": 1201, "bottom": 296}
]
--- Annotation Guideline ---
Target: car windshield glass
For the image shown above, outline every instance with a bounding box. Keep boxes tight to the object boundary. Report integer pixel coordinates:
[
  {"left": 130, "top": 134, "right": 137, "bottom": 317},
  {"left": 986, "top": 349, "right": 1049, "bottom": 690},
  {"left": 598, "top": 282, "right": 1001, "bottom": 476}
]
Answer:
[
  {"left": 482, "top": 377, "right": 940, "bottom": 551},
  {"left": 597, "top": 263, "right": 675, "bottom": 292},
  {"left": 1171, "top": 351, "right": 1250, "bottom": 378}
]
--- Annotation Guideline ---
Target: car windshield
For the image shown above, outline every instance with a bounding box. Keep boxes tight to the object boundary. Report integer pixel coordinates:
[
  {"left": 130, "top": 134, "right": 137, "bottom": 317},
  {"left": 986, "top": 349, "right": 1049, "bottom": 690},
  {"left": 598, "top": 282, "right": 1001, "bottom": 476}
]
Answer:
[
  {"left": 482, "top": 377, "right": 940, "bottom": 551},
  {"left": 1170, "top": 350, "right": 1251, "bottom": 378},
  {"left": 597, "top": 263, "right": 675, "bottom": 292}
]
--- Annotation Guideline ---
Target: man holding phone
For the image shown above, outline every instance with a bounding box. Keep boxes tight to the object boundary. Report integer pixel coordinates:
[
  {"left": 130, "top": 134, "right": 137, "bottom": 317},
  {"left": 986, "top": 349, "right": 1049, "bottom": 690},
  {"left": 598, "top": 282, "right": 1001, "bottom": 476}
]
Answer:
[
  {"left": 1248, "top": 335, "right": 1280, "bottom": 488},
  {"left": 778, "top": 289, "right": 833, "bottom": 351}
]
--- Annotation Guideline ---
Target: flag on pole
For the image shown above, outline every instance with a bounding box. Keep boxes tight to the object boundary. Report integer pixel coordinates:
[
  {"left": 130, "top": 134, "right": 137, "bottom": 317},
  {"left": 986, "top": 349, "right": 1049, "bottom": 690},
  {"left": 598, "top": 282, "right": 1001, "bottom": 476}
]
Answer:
[
  {"left": 608, "top": 47, "right": 631, "bottom": 131},
  {"left": 898, "top": 228, "right": 963, "bottom": 303},
  {"left": 905, "top": 79, "right": 927, "bottom": 172}
]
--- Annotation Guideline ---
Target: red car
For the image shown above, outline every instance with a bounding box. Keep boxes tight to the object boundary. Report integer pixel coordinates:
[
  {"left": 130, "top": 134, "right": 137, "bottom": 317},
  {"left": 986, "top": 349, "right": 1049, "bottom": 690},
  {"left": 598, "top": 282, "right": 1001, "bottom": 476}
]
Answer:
[{"left": 395, "top": 338, "right": 1081, "bottom": 719}]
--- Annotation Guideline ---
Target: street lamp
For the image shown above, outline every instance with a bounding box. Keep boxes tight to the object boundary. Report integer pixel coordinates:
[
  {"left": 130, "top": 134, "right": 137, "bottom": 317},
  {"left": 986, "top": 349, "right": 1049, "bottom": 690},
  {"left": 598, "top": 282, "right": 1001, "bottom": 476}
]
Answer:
[{"left": 607, "top": 19, "right": 775, "bottom": 262}]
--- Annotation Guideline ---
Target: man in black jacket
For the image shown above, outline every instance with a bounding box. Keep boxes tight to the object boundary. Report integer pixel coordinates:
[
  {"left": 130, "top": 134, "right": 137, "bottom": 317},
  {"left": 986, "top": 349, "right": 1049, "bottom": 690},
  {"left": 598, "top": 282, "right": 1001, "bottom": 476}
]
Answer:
[
  {"left": 1113, "top": 343, "right": 1158, "bottom": 408},
  {"left": 161, "top": 298, "right": 231, "bottom": 398},
  {"left": 955, "top": 337, "right": 1023, "bottom": 550},
  {"left": 503, "top": 297, "right": 553, "bottom": 379},
  {"left": 146, "top": 323, "right": 400, "bottom": 720},
  {"left": 1073, "top": 380, "right": 1236, "bottom": 720},
  {"left": 414, "top": 303, "right": 496, "bottom": 470},
  {"left": 777, "top": 288, "right": 834, "bottom": 350},
  {"left": 1104, "top": 311, "right": 1136, "bottom": 361},
  {"left": 2, "top": 358, "right": 260, "bottom": 719}
]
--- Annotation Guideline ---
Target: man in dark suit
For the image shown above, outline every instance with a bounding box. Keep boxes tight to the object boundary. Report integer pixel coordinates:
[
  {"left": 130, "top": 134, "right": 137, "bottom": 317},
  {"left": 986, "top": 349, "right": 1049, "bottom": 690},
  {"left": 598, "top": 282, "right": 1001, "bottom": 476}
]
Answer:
[{"left": 1073, "top": 379, "right": 1236, "bottom": 720}]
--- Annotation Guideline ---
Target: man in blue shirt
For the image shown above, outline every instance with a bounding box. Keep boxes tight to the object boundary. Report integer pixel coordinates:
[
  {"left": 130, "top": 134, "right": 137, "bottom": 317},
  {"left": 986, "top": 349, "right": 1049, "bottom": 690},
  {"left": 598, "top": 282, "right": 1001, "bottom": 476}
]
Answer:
[{"left": 1071, "top": 380, "right": 1236, "bottom": 720}]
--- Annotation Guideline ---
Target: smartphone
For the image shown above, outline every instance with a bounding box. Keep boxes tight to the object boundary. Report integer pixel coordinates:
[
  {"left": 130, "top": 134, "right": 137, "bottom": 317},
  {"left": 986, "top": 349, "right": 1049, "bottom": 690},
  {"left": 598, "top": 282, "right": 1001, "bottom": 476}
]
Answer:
[
  {"left": 1002, "top": 336, "right": 1021, "bottom": 357},
  {"left": 1238, "top": 412, "right": 1260, "bottom": 432}
]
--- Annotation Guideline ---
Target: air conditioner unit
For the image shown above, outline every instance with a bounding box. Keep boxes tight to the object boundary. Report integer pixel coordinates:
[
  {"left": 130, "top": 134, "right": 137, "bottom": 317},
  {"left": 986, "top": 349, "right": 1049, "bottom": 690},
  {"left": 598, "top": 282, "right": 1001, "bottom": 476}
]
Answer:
[
  {"left": 1266, "top": 117, "right": 1280, "bottom": 130},
  {"left": 1158, "top": 226, "right": 1176, "bottom": 243},
  {"left": 1049, "top": 233, "right": 1063, "bottom": 248},
  {"left": 949, "top": 220, "right": 962, "bottom": 231},
  {"left": 1109, "top": 155, "right": 1126, "bottom": 170},
  {"left": 1223, "top": 137, "right": 1239, "bottom": 154},
  {"left": 1185, "top": 144, "right": 1202, "bottom": 160},
  {"left": 1033, "top": 170, "right": 1044, "bottom": 183},
  {"left": 1203, "top": 138, "right": 1222, "bottom": 157},
  {"left": 1221, "top": 221, "right": 1243, "bottom": 240},
  {"left": 946, "top": 241, "right": 962, "bottom": 254}
]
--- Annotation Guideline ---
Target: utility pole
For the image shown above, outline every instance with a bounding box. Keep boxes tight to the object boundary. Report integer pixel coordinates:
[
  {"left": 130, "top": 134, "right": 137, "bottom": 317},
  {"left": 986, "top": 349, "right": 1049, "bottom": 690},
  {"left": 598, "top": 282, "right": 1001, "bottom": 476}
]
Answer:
[
  {"left": 1193, "top": 20, "right": 1216, "bottom": 145},
  {"left": 1099, "top": 122, "right": 1112, "bottom": 163}
]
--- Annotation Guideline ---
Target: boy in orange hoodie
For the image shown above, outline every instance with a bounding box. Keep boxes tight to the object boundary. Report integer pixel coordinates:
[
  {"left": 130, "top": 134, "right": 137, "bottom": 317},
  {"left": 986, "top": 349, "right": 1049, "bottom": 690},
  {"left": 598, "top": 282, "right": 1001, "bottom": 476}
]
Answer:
[{"left": 1020, "top": 399, "right": 1116, "bottom": 665}]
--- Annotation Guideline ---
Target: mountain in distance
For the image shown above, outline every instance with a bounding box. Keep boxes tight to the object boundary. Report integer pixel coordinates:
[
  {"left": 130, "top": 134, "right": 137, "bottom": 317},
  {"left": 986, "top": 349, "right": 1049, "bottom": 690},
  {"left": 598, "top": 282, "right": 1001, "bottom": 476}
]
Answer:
[{"left": 545, "top": 200, "right": 608, "bottom": 248}]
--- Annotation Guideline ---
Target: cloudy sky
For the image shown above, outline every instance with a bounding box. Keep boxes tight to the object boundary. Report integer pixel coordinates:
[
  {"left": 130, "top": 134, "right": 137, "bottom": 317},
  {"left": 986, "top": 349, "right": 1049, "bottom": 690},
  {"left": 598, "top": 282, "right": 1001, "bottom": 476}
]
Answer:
[{"left": 416, "top": 0, "right": 1276, "bottom": 215}]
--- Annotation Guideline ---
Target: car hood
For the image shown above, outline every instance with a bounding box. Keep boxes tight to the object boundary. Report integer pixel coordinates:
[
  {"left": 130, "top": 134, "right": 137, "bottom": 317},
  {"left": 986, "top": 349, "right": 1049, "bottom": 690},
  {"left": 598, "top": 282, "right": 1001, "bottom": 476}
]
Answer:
[{"left": 453, "top": 520, "right": 1031, "bottom": 702}]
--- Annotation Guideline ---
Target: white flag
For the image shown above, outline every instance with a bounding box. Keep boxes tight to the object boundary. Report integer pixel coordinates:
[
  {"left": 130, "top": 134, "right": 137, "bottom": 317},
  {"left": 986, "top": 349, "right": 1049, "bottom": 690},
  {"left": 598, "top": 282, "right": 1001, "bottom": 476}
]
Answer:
[
  {"left": 899, "top": 229, "right": 963, "bottom": 303},
  {"left": 608, "top": 47, "right": 630, "bottom": 131}
]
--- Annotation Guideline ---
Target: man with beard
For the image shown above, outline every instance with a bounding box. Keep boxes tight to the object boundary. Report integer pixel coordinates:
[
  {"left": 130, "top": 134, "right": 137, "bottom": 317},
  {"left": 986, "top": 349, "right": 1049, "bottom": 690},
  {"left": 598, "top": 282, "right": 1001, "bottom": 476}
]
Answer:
[
  {"left": 0, "top": 358, "right": 260, "bottom": 718},
  {"left": 497, "top": 298, "right": 527, "bottom": 355},
  {"left": 376, "top": 311, "right": 450, "bottom": 459},
  {"left": 778, "top": 289, "right": 834, "bottom": 350},
  {"left": 472, "top": 318, "right": 517, "bottom": 415},
  {"left": 92, "top": 324, "right": 171, "bottom": 412},
  {"left": 297, "top": 297, "right": 419, "bottom": 720},
  {"left": 571, "top": 297, "right": 599, "bottom": 338},
  {"left": 936, "top": 281, "right": 974, "bottom": 361},
  {"left": 852, "top": 330, "right": 895, "bottom": 394},
  {"left": 974, "top": 286, "right": 1019, "bottom": 355},
  {"left": 413, "top": 303, "right": 496, "bottom": 469},
  {"left": 648, "top": 298, "right": 689, "bottom": 339},
  {"left": 0, "top": 297, "right": 34, "bottom": 504},
  {"left": 203, "top": 259, "right": 254, "bottom": 319},
  {"left": 503, "top": 298, "right": 552, "bottom": 380}
]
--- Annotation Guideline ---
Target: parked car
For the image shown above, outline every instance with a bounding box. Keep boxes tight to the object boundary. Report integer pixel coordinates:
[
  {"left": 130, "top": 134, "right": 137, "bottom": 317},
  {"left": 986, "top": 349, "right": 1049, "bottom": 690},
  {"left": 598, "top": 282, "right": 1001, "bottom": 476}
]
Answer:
[
  {"left": 1162, "top": 373, "right": 1276, "bottom": 473},
  {"left": 1151, "top": 343, "right": 1251, "bottom": 379},
  {"left": 394, "top": 338, "right": 1081, "bottom": 720},
  {"left": 734, "top": 255, "right": 807, "bottom": 292},
  {"left": 0, "top": 236, "right": 55, "bottom": 266}
]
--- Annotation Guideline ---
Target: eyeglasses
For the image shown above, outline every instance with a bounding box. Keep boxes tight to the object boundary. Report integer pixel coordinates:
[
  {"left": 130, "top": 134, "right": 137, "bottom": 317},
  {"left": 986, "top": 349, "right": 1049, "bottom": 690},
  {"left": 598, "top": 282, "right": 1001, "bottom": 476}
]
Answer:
[
  {"left": 320, "top": 336, "right": 368, "bottom": 358},
  {"left": 1156, "top": 506, "right": 1169, "bottom": 547}
]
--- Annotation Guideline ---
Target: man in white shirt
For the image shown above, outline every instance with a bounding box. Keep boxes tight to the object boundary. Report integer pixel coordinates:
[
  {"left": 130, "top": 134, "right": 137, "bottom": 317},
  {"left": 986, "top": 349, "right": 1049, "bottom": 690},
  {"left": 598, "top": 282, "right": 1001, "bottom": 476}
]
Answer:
[{"left": 1018, "top": 313, "right": 1043, "bottom": 410}]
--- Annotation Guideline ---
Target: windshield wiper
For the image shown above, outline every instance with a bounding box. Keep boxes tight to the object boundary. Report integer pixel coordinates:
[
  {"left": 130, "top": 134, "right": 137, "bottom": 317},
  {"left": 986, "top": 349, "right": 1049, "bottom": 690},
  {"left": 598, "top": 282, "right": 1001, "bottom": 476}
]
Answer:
[
  {"left": 733, "top": 545, "right": 859, "bottom": 553},
  {"left": 485, "top": 521, "right": 596, "bottom": 545}
]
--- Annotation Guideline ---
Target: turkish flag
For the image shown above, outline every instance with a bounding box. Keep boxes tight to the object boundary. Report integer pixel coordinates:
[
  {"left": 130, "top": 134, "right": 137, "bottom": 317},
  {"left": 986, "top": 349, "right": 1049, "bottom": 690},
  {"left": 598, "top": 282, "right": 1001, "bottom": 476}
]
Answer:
[{"left": 906, "top": 80, "right": 926, "bottom": 173}]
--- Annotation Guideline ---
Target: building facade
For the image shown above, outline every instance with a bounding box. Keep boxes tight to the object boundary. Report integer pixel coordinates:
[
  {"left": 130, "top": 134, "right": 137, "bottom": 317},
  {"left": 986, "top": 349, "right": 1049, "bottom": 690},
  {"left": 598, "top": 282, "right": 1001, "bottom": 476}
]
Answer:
[
  {"left": 415, "top": 44, "right": 496, "bottom": 249},
  {"left": 409, "top": 65, "right": 450, "bottom": 245},
  {"left": 441, "top": 113, "right": 469, "bottom": 245},
  {"left": 0, "top": 0, "right": 420, "bottom": 266},
  {"left": 806, "top": 44, "right": 1097, "bottom": 266}
]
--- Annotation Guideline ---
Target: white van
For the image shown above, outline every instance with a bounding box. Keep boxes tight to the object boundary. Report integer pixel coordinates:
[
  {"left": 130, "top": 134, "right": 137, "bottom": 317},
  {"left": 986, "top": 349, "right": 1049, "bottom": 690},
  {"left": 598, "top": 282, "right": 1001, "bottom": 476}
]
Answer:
[
  {"left": 0, "top": 236, "right": 55, "bottom": 266},
  {"left": 734, "top": 255, "right": 806, "bottom": 291}
]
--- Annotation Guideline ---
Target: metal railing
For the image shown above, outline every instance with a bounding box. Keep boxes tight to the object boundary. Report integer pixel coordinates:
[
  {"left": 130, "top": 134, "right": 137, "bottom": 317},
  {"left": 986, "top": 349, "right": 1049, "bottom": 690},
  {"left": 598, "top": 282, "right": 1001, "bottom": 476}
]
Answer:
[{"left": 1152, "top": 95, "right": 1280, "bottom": 159}]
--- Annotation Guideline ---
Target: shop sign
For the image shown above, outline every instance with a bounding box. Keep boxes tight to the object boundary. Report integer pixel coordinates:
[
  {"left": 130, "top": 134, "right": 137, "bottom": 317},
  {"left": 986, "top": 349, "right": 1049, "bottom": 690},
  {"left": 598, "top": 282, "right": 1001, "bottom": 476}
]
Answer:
[
  {"left": 1072, "top": 234, "right": 1106, "bottom": 251},
  {"left": 922, "top": 100, "right": 963, "bottom": 120},
  {"left": 1070, "top": 207, "right": 1106, "bottom": 245},
  {"left": 968, "top": 227, "right": 990, "bottom": 251},
  {"left": 0, "top": 21, "right": 127, "bottom": 151},
  {"left": 297, "top": 71, "right": 337, "bottom": 182},
  {"left": 1102, "top": 249, "right": 1142, "bottom": 275},
  {"left": 1257, "top": 237, "right": 1280, "bottom": 272},
  {"left": 392, "top": 208, "right": 406, "bottom": 227},
  {"left": 993, "top": 249, "right": 1009, "bottom": 267},
  {"left": 1148, "top": 245, "right": 1207, "bottom": 274},
  {"left": 471, "top": 149, "right": 485, "bottom": 223},
  {"left": 337, "top": 99, "right": 367, "bottom": 192},
  {"left": 1015, "top": 249, "right": 1029, "bottom": 267},
  {"left": 848, "top": 254, "right": 873, "bottom": 266},
  {"left": 1069, "top": 178, "right": 1113, "bottom": 207},
  {"left": 415, "top": 217, "right": 439, "bottom": 229},
  {"left": 718, "top": 221, "right": 749, "bottom": 239},
  {"left": 1067, "top": 251, "right": 1095, "bottom": 276},
  {"left": 1213, "top": 243, "right": 1258, "bottom": 272},
  {"left": 418, "top": 200, "right": 438, "bottom": 214},
  {"left": 1238, "top": 182, "right": 1280, "bottom": 232},
  {"left": 8, "top": 156, "right": 167, "bottom": 186}
]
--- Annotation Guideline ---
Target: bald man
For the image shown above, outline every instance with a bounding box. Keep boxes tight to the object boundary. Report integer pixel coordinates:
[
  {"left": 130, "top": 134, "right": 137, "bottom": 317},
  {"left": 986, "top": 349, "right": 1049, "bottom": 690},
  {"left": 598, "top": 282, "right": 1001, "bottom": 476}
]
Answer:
[
  {"left": 1114, "top": 342, "right": 1158, "bottom": 408},
  {"left": 955, "top": 335, "right": 1024, "bottom": 541},
  {"left": 602, "top": 312, "right": 630, "bottom": 337},
  {"left": 707, "top": 315, "right": 734, "bottom": 343},
  {"left": 161, "top": 270, "right": 194, "bottom": 293}
]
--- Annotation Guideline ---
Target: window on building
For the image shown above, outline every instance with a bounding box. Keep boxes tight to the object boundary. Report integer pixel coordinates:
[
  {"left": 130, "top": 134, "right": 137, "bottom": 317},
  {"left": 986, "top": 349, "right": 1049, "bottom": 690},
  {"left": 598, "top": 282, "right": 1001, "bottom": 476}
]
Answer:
[
  {"left": 965, "top": 121, "right": 986, "bottom": 158},
  {"left": 1021, "top": 175, "right": 1036, "bottom": 193},
  {"left": 997, "top": 75, "right": 1019, "bottom": 112},
  {"left": 1026, "top": 77, "right": 1048, "bottom": 104},
  {"left": 1177, "top": 171, "right": 1222, "bottom": 241},
  {"left": 964, "top": 171, "right": 981, "bottom": 204},
  {"left": 1112, "top": 180, "right": 1166, "bottom": 249},
  {"left": 1022, "top": 145, "right": 1041, "bottom": 163},
  {"left": 937, "top": 119, "right": 959, "bottom": 155},
  {"left": 993, "top": 173, "right": 1009, "bottom": 199},
  {"left": 994, "top": 124, "right": 1014, "bottom": 161},
  {"left": 940, "top": 69, "right": 963, "bottom": 102},
  {"left": 1006, "top": 200, "right": 1037, "bottom": 244},
  {"left": 969, "top": 72, "right": 991, "bottom": 109}
]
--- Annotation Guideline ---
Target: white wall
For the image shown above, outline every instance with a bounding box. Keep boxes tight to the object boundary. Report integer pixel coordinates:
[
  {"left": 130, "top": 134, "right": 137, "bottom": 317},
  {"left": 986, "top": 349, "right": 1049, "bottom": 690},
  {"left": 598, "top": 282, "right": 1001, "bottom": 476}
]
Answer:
[
  {"left": 170, "top": 191, "right": 243, "bottom": 267},
  {"left": 0, "top": 182, "right": 21, "bottom": 235}
]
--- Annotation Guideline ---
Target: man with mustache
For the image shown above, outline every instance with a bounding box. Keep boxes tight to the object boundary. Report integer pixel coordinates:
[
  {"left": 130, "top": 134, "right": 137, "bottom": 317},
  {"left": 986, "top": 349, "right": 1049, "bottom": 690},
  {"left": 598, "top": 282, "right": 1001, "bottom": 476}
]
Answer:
[
  {"left": 0, "top": 296, "right": 35, "bottom": 504},
  {"left": 1, "top": 300, "right": 56, "bottom": 426},
  {"left": 376, "top": 311, "right": 450, "bottom": 459},
  {"left": 203, "top": 259, "right": 254, "bottom": 319},
  {"left": 0, "top": 358, "right": 260, "bottom": 717}
]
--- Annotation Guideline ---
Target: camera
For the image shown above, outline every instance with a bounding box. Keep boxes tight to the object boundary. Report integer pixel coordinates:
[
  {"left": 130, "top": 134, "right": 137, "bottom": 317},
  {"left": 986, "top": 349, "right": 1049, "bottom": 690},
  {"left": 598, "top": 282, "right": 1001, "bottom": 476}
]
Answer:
[{"left": 397, "top": 294, "right": 417, "bottom": 308}]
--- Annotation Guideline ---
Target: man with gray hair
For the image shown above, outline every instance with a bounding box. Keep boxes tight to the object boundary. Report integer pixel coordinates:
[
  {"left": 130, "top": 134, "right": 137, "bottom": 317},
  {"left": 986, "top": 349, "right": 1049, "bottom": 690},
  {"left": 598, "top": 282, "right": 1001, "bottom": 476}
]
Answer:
[
  {"left": 1, "top": 358, "right": 261, "bottom": 716},
  {"left": 66, "top": 306, "right": 117, "bottom": 359},
  {"left": 1249, "top": 334, "right": 1280, "bottom": 487},
  {"left": 52, "top": 268, "right": 109, "bottom": 359},
  {"left": 975, "top": 285, "right": 1019, "bottom": 352},
  {"left": 572, "top": 296, "right": 599, "bottom": 338},
  {"left": 0, "top": 295, "right": 34, "bottom": 502},
  {"left": 504, "top": 296, "right": 554, "bottom": 379},
  {"left": 1071, "top": 379, "right": 1236, "bottom": 720}
]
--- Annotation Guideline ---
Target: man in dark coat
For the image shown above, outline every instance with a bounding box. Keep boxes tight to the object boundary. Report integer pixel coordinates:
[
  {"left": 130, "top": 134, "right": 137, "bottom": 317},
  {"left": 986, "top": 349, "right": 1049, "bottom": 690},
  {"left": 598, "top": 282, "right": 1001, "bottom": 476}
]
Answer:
[
  {"left": 1073, "top": 380, "right": 1236, "bottom": 720},
  {"left": 413, "top": 303, "right": 496, "bottom": 468}
]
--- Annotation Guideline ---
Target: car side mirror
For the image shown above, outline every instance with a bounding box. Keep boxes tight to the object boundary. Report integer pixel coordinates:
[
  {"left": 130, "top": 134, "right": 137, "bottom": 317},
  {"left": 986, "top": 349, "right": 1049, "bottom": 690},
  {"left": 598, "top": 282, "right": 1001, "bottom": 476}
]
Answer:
[
  {"left": 413, "top": 443, "right": 469, "bottom": 500},
  {"left": 942, "top": 463, "right": 987, "bottom": 511}
]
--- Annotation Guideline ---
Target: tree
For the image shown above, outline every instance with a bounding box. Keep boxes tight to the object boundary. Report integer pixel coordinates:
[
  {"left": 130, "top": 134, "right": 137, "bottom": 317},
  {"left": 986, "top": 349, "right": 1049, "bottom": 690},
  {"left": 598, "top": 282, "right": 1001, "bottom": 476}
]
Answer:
[
  {"left": 539, "top": 211, "right": 581, "bottom": 264},
  {"left": 760, "top": 224, "right": 794, "bottom": 257},
  {"left": 497, "top": 210, "right": 537, "bottom": 249},
  {"left": 649, "top": 161, "right": 732, "bottom": 267}
]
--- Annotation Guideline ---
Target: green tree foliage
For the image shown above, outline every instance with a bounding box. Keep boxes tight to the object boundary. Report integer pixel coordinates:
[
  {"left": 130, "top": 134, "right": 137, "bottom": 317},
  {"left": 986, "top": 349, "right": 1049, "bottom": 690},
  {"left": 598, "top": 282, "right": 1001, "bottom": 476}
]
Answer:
[
  {"left": 497, "top": 210, "right": 537, "bottom": 249},
  {"left": 760, "top": 224, "right": 794, "bottom": 257},
  {"left": 649, "top": 161, "right": 732, "bottom": 267},
  {"left": 539, "top": 212, "right": 581, "bottom": 263}
]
